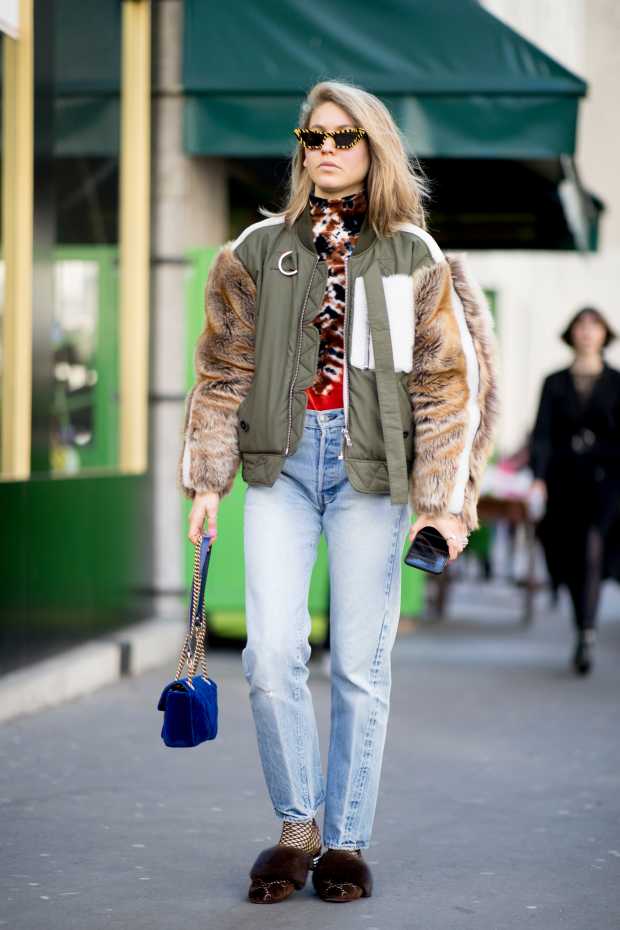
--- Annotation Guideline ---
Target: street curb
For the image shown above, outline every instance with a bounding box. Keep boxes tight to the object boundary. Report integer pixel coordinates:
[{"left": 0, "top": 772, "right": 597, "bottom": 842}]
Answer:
[{"left": 0, "top": 617, "right": 185, "bottom": 725}]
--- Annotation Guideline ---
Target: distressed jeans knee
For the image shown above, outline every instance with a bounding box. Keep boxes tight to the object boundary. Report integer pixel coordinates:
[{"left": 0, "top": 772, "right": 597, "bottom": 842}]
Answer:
[{"left": 241, "top": 642, "right": 310, "bottom": 697}]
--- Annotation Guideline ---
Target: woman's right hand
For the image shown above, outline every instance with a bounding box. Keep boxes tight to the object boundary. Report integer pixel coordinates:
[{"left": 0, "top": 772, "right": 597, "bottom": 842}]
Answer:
[
  {"left": 527, "top": 478, "right": 547, "bottom": 521},
  {"left": 529, "top": 478, "right": 547, "bottom": 499},
  {"left": 188, "top": 491, "right": 220, "bottom": 545}
]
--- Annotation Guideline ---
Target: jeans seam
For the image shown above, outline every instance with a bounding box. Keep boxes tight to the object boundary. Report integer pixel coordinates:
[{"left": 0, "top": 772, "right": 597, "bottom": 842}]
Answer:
[
  {"left": 317, "top": 425, "right": 325, "bottom": 506},
  {"left": 341, "top": 504, "right": 406, "bottom": 843},
  {"left": 294, "top": 603, "right": 312, "bottom": 812}
]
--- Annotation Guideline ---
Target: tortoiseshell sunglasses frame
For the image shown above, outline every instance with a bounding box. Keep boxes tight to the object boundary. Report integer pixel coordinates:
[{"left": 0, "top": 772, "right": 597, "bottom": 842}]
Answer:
[{"left": 293, "top": 127, "right": 368, "bottom": 150}]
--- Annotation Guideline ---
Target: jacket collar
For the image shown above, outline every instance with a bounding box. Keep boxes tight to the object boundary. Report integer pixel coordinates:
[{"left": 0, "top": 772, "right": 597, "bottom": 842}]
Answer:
[{"left": 293, "top": 198, "right": 377, "bottom": 258}]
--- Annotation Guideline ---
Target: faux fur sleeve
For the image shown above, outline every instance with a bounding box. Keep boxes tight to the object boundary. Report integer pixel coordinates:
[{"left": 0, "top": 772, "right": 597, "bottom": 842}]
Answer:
[
  {"left": 407, "top": 252, "right": 499, "bottom": 532},
  {"left": 177, "top": 244, "right": 257, "bottom": 500}
]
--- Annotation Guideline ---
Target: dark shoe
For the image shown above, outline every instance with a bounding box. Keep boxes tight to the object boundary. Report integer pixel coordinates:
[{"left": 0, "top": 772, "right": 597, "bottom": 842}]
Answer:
[
  {"left": 573, "top": 630, "right": 596, "bottom": 676},
  {"left": 312, "top": 848, "right": 373, "bottom": 902},
  {"left": 247, "top": 819, "right": 322, "bottom": 904}
]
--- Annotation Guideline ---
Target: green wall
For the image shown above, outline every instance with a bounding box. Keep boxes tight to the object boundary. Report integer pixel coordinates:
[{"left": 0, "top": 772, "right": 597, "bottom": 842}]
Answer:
[{"left": 0, "top": 472, "right": 152, "bottom": 669}]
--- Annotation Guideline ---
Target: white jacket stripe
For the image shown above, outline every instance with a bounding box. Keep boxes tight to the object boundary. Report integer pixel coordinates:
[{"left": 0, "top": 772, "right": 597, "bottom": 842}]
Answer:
[
  {"left": 230, "top": 216, "right": 285, "bottom": 251},
  {"left": 447, "top": 281, "right": 481, "bottom": 514},
  {"left": 395, "top": 223, "right": 444, "bottom": 263},
  {"left": 181, "top": 385, "right": 198, "bottom": 487}
]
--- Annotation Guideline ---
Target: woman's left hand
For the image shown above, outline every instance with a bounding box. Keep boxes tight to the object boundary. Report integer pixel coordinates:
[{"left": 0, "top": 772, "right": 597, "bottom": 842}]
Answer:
[{"left": 409, "top": 512, "right": 469, "bottom": 561}]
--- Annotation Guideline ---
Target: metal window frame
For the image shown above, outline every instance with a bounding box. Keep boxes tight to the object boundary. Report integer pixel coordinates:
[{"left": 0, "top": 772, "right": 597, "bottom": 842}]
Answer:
[
  {"left": 119, "top": 0, "right": 151, "bottom": 473},
  {"left": 0, "top": 0, "right": 151, "bottom": 480},
  {"left": 1, "top": 0, "right": 33, "bottom": 479}
]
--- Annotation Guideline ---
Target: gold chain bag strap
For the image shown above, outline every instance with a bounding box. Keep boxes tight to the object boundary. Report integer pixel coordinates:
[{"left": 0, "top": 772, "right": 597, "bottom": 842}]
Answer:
[
  {"left": 157, "top": 533, "right": 218, "bottom": 746},
  {"left": 175, "top": 537, "right": 210, "bottom": 687}
]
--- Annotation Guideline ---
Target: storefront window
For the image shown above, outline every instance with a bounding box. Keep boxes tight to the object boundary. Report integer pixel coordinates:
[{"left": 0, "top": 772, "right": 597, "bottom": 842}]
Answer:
[
  {"left": 51, "top": 252, "right": 118, "bottom": 473},
  {"left": 31, "top": 0, "right": 121, "bottom": 477}
]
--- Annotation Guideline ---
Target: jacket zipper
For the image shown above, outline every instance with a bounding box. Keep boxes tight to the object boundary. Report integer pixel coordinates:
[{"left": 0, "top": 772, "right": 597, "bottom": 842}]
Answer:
[
  {"left": 284, "top": 255, "right": 321, "bottom": 456},
  {"left": 338, "top": 253, "right": 353, "bottom": 460}
]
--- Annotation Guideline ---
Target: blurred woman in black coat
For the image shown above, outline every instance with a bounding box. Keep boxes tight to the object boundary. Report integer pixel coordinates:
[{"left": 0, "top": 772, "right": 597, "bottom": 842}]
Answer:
[{"left": 529, "top": 307, "right": 620, "bottom": 676}]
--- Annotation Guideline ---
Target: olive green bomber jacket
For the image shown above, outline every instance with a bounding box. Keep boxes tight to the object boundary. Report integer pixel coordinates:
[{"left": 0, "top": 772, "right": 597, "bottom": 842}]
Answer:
[{"left": 177, "top": 201, "right": 499, "bottom": 533}]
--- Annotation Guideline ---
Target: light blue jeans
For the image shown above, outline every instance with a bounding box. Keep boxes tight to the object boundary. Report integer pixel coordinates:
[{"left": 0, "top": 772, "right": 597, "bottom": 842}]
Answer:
[{"left": 241, "top": 407, "right": 412, "bottom": 850}]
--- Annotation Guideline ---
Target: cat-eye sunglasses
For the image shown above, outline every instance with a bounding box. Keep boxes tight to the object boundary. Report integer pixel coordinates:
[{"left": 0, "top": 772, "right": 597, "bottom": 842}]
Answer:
[{"left": 293, "top": 127, "right": 368, "bottom": 150}]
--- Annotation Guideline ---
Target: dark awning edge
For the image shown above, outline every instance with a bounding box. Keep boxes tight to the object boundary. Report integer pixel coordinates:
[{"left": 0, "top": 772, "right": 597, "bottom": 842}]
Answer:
[{"left": 183, "top": 94, "right": 581, "bottom": 160}]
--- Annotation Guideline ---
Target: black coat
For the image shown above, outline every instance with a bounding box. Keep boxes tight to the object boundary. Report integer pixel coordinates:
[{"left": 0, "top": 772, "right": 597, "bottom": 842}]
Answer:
[{"left": 529, "top": 362, "right": 620, "bottom": 586}]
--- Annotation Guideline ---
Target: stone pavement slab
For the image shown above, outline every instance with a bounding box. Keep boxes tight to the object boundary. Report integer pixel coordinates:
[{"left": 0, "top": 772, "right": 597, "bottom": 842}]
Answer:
[{"left": 1, "top": 580, "right": 619, "bottom": 930}]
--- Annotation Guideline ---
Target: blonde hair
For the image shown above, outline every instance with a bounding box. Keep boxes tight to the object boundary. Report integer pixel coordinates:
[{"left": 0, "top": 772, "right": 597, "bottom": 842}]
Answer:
[{"left": 258, "top": 80, "right": 431, "bottom": 237}]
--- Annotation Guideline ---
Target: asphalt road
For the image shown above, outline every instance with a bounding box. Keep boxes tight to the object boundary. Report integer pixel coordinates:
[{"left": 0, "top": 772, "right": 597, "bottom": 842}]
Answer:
[{"left": 2, "top": 579, "right": 619, "bottom": 930}]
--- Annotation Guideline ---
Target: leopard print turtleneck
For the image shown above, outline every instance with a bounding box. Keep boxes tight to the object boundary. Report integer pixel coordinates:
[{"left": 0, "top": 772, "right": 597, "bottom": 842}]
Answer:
[{"left": 305, "top": 186, "right": 368, "bottom": 411}]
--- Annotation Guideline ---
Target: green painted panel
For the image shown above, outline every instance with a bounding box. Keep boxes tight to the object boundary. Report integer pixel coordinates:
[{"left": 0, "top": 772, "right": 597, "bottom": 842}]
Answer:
[{"left": 0, "top": 473, "right": 152, "bottom": 664}]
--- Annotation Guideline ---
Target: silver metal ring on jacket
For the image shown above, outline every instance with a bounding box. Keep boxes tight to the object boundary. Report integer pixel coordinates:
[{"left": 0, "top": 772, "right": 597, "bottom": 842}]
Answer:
[{"left": 277, "top": 250, "right": 298, "bottom": 276}]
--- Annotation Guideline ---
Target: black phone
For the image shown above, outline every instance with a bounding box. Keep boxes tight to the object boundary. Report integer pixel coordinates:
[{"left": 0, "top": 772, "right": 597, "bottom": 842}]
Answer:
[{"left": 404, "top": 525, "right": 450, "bottom": 574}]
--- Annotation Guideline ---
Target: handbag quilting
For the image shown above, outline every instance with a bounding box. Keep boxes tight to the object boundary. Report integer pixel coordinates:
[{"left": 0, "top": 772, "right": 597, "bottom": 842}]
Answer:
[{"left": 157, "top": 533, "right": 218, "bottom": 747}]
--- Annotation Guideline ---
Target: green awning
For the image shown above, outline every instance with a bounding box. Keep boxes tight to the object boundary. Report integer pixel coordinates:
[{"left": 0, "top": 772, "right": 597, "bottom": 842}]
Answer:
[
  {"left": 53, "top": 0, "right": 121, "bottom": 157},
  {"left": 0, "top": 0, "right": 121, "bottom": 157},
  {"left": 182, "top": 0, "right": 587, "bottom": 159}
]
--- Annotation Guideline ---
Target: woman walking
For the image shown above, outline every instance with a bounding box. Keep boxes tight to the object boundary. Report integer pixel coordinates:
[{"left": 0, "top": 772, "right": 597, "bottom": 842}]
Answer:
[
  {"left": 178, "top": 80, "right": 499, "bottom": 903},
  {"left": 529, "top": 307, "right": 620, "bottom": 675}
]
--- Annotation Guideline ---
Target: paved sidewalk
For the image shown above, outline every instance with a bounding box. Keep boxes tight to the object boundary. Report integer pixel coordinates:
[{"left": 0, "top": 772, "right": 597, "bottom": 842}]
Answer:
[{"left": 1, "top": 580, "right": 619, "bottom": 930}]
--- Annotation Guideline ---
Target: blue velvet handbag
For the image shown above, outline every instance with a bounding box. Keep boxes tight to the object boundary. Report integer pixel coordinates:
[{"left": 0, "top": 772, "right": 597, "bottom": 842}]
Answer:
[{"left": 157, "top": 533, "right": 218, "bottom": 747}]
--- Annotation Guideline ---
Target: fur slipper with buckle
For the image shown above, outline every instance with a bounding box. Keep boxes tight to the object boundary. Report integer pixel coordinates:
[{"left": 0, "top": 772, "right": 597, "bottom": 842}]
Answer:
[
  {"left": 247, "top": 845, "right": 322, "bottom": 903},
  {"left": 312, "top": 848, "right": 373, "bottom": 902}
]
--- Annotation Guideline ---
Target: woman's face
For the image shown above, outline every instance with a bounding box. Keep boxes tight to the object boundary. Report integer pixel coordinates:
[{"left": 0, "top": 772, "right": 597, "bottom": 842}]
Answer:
[
  {"left": 302, "top": 101, "right": 370, "bottom": 199},
  {"left": 570, "top": 313, "right": 607, "bottom": 354}
]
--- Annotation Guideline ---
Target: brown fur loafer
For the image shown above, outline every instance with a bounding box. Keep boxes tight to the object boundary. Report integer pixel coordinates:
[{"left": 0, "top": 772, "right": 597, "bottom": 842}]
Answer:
[
  {"left": 312, "top": 848, "right": 373, "bottom": 902},
  {"left": 248, "top": 844, "right": 322, "bottom": 904}
]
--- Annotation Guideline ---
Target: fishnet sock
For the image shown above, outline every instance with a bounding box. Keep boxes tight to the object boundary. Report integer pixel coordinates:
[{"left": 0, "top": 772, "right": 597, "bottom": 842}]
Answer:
[{"left": 278, "top": 817, "right": 321, "bottom": 852}]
